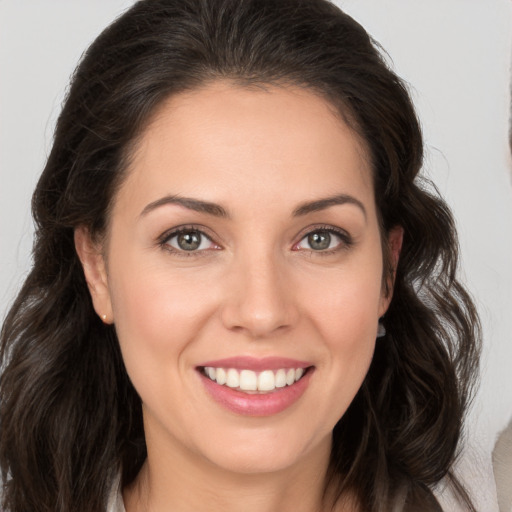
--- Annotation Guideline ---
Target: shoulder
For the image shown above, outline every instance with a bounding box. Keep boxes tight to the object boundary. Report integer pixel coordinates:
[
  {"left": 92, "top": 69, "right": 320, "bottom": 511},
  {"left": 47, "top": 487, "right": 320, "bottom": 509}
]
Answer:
[
  {"left": 493, "top": 418, "right": 512, "bottom": 511},
  {"left": 389, "top": 481, "right": 444, "bottom": 512}
]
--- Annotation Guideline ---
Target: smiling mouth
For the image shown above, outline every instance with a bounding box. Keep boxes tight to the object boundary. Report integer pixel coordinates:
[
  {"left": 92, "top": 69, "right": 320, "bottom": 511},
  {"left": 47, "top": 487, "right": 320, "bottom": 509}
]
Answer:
[{"left": 199, "top": 366, "right": 311, "bottom": 393}]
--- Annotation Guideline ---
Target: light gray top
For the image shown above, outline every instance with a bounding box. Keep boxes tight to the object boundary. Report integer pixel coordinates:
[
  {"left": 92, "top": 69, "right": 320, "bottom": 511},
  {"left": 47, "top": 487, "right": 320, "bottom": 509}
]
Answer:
[{"left": 106, "top": 476, "right": 126, "bottom": 512}]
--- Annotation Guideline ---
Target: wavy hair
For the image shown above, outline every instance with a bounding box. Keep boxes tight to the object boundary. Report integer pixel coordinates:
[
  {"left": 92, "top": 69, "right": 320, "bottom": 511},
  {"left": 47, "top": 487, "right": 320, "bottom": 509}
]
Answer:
[{"left": 0, "top": 0, "right": 480, "bottom": 510}]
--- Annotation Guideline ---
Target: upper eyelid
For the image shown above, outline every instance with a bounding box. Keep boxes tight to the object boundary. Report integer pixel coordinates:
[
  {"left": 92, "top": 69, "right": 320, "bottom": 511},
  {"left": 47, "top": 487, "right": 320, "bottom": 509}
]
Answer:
[
  {"left": 293, "top": 225, "right": 353, "bottom": 251},
  {"left": 295, "top": 224, "right": 351, "bottom": 241},
  {"left": 158, "top": 224, "right": 217, "bottom": 244},
  {"left": 157, "top": 223, "right": 352, "bottom": 250},
  {"left": 158, "top": 226, "right": 221, "bottom": 257}
]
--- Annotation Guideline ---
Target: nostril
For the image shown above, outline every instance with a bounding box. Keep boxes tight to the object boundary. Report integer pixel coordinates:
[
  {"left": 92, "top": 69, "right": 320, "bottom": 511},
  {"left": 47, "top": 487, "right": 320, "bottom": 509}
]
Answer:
[{"left": 218, "top": 263, "right": 300, "bottom": 337}]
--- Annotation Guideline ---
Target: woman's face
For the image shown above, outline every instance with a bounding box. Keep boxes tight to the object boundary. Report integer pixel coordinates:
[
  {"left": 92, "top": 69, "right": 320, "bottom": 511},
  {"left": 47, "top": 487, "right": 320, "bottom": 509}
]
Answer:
[{"left": 79, "top": 82, "right": 397, "bottom": 476}]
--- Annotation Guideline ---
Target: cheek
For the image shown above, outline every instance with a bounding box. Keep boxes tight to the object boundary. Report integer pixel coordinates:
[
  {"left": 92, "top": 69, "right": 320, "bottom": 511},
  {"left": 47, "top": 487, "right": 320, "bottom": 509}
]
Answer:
[
  {"left": 106, "top": 252, "right": 218, "bottom": 379},
  {"left": 305, "top": 261, "right": 383, "bottom": 336},
  {"left": 301, "top": 262, "right": 382, "bottom": 386}
]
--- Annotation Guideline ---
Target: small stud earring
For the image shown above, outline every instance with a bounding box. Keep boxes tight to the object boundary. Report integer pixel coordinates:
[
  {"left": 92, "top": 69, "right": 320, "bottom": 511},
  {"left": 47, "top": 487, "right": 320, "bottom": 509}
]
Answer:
[
  {"left": 377, "top": 320, "right": 386, "bottom": 338},
  {"left": 101, "top": 314, "right": 108, "bottom": 323}
]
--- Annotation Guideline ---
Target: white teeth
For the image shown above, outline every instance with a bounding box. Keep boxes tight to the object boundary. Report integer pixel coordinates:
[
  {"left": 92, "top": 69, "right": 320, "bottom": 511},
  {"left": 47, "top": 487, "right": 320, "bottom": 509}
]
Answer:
[
  {"left": 216, "top": 367, "right": 226, "bottom": 385},
  {"left": 226, "top": 368, "right": 239, "bottom": 388},
  {"left": 203, "top": 366, "right": 307, "bottom": 393},
  {"left": 258, "top": 370, "right": 275, "bottom": 391},
  {"left": 275, "top": 369, "right": 287, "bottom": 388},
  {"left": 239, "top": 370, "right": 257, "bottom": 391}
]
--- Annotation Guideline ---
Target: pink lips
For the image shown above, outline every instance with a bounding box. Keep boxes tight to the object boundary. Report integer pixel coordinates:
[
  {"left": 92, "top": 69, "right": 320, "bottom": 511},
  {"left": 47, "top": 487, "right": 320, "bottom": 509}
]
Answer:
[
  {"left": 199, "top": 356, "right": 311, "bottom": 371},
  {"left": 197, "top": 357, "right": 313, "bottom": 417}
]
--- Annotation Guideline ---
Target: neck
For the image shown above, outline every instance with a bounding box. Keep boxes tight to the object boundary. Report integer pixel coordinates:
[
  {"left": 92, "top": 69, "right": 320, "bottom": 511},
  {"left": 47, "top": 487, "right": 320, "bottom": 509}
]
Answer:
[{"left": 123, "top": 433, "right": 358, "bottom": 512}]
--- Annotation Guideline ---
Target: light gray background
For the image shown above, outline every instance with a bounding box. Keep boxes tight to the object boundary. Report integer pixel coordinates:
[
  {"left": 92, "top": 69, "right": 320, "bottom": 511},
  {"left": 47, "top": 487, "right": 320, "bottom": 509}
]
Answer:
[{"left": 1, "top": 1, "right": 511, "bottom": 510}]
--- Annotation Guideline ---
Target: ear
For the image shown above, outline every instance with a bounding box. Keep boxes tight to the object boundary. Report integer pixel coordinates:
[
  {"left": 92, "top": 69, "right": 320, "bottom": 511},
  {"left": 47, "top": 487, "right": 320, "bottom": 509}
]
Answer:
[
  {"left": 378, "top": 225, "right": 404, "bottom": 316},
  {"left": 388, "top": 225, "right": 403, "bottom": 274},
  {"left": 74, "top": 226, "right": 113, "bottom": 324}
]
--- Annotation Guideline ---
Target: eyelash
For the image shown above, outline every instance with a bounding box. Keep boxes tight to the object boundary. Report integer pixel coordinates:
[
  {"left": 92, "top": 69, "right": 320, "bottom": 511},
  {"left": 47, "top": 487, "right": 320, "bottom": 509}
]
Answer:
[
  {"left": 157, "top": 224, "right": 353, "bottom": 257},
  {"left": 293, "top": 225, "right": 354, "bottom": 256},
  {"left": 158, "top": 225, "right": 219, "bottom": 258}
]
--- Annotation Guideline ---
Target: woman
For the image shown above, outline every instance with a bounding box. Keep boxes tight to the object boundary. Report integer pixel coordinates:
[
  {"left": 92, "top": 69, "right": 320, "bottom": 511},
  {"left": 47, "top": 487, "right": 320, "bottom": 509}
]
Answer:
[{"left": 0, "top": 0, "right": 481, "bottom": 511}]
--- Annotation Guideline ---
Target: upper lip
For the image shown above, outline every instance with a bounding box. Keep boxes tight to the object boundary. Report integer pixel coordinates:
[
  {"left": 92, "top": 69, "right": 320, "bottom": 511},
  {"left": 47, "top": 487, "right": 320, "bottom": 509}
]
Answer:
[{"left": 197, "top": 356, "right": 312, "bottom": 371}]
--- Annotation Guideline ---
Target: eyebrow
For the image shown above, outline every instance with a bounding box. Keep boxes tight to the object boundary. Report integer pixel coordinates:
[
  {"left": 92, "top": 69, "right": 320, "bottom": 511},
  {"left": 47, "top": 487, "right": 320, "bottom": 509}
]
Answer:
[
  {"left": 293, "top": 194, "right": 367, "bottom": 219},
  {"left": 140, "top": 192, "right": 366, "bottom": 220},
  {"left": 140, "top": 195, "right": 229, "bottom": 218}
]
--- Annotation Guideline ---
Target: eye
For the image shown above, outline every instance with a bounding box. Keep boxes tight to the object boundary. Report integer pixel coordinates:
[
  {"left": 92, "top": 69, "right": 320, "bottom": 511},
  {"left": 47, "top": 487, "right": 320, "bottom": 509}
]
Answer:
[
  {"left": 163, "top": 229, "right": 218, "bottom": 253},
  {"left": 294, "top": 228, "right": 351, "bottom": 252}
]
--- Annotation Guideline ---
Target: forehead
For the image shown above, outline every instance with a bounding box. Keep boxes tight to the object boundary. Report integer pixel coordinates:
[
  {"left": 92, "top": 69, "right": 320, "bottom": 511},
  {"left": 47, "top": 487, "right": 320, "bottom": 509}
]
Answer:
[{"left": 116, "top": 81, "right": 375, "bottom": 218}]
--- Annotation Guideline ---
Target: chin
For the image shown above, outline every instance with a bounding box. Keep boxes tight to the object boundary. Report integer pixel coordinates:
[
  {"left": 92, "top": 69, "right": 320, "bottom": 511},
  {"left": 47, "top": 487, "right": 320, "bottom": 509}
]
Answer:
[
  {"left": 205, "top": 449, "right": 306, "bottom": 475},
  {"left": 193, "top": 425, "right": 332, "bottom": 476}
]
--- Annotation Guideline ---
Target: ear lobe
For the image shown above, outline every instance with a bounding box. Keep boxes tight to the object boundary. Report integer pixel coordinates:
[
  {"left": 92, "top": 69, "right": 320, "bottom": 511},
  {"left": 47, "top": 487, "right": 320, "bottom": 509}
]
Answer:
[{"left": 74, "top": 226, "right": 113, "bottom": 323}]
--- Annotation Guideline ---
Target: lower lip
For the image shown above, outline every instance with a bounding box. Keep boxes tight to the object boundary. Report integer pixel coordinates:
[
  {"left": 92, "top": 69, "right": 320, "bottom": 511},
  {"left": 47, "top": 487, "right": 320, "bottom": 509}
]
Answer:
[{"left": 199, "top": 369, "right": 313, "bottom": 417}]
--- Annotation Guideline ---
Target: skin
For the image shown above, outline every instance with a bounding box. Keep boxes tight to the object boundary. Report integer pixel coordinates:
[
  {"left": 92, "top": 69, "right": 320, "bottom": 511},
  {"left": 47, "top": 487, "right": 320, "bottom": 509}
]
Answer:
[{"left": 76, "top": 81, "right": 402, "bottom": 512}]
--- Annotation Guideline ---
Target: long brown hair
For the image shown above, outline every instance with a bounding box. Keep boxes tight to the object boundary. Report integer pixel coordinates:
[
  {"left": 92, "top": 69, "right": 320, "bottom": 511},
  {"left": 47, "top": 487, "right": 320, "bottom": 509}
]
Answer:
[{"left": 0, "top": 1, "right": 480, "bottom": 510}]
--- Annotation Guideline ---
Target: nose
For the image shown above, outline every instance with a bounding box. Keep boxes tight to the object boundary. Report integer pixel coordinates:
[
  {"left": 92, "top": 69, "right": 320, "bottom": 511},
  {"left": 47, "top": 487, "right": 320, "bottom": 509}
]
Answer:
[{"left": 220, "top": 251, "right": 299, "bottom": 338}]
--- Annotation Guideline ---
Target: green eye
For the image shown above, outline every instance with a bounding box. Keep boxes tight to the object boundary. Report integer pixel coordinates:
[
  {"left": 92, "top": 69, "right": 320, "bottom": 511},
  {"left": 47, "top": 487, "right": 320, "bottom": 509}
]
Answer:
[
  {"left": 176, "top": 231, "right": 202, "bottom": 251},
  {"left": 295, "top": 227, "right": 351, "bottom": 253},
  {"left": 307, "top": 231, "right": 332, "bottom": 251},
  {"left": 165, "top": 230, "right": 215, "bottom": 252}
]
